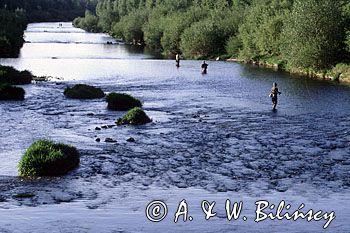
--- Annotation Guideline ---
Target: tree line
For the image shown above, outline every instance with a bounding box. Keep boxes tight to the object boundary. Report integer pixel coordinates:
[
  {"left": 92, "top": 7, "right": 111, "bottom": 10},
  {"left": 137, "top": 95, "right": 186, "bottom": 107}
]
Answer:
[
  {"left": 0, "top": 0, "right": 98, "bottom": 22},
  {"left": 74, "top": 0, "right": 350, "bottom": 72},
  {"left": 0, "top": 8, "right": 27, "bottom": 57},
  {"left": 0, "top": 0, "right": 98, "bottom": 57}
]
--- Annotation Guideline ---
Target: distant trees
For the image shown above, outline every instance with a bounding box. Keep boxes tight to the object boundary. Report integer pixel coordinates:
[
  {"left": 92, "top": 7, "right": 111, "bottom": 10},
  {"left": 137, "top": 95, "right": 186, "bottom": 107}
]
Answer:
[
  {"left": 0, "top": 0, "right": 98, "bottom": 57},
  {"left": 75, "top": 0, "right": 246, "bottom": 57},
  {"left": 0, "top": 0, "right": 98, "bottom": 22},
  {"left": 282, "top": 0, "right": 345, "bottom": 69},
  {"left": 72, "top": 0, "right": 350, "bottom": 70},
  {"left": 0, "top": 8, "right": 27, "bottom": 57},
  {"left": 73, "top": 10, "right": 101, "bottom": 32},
  {"left": 161, "top": 7, "right": 207, "bottom": 55},
  {"left": 112, "top": 9, "right": 148, "bottom": 44},
  {"left": 238, "top": 0, "right": 292, "bottom": 60}
]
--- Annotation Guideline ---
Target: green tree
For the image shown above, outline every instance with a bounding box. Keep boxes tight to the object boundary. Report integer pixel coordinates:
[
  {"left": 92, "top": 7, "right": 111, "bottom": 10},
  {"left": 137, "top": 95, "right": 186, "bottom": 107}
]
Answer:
[
  {"left": 0, "top": 8, "right": 27, "bottom": 57},
  {"left": 238, "top": 0, "right": 292, "bottom": 60},
  {"left": 226, "top": 36, "right": 242, "bottom": 57},
  {"left": 180, "top": 18, "right": 222, "bottom": 58},
  {"left": 161, "top": 6, "right": 207, "bottom": 54},
  {"left": 142, "top": 9, "right": 166, "bottom": 50},
  {"left": 73, "top": 10, "right": 101, "bottom": 32},
  {"left": 282, "top": 0, "right": 345, "bottom": 69},
  {"left": 112, "top": 9, "right": 148, "bottom": 44},
  {"left": 96, "top": 0, "right": 119, "bottom": 32}
]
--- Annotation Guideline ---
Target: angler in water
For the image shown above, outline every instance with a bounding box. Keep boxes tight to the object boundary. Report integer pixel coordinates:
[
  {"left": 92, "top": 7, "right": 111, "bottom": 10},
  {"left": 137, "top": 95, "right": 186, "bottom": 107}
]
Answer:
[
  {"left": 201, "top": 61, "right": 208, "bottom": 74},
  {"left": 175, "top": 53, "right": 180, "bottom": 67},
  {"left": 269, "top": 82, "right": 281, "bottom": 110}
]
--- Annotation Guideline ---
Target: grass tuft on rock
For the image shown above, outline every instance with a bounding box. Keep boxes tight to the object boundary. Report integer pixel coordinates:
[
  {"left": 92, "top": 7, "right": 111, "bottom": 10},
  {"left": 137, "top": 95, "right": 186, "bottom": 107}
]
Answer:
[
  {"left": 116, "top": 107, "right": 152, "bottom": 125},
  {"left": 64, "top": 84, "right": 105, "bottom": 99},
  {"left": 18, "top": 139, "right": 80, "bottom": 177},
  {"left": 106, "top": 92, "right": 142, "bottom": 111},
  {"left": 0, "top": 83, "right": 25, "bottom": 100},
  {"left": 0, "top": 65, "right": 33, "bottom": 85}
]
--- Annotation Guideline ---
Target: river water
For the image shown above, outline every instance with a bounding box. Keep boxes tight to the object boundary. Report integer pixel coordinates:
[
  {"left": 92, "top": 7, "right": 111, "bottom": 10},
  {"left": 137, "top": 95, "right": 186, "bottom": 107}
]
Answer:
[{"left": 0, "top": 22, "right": 349, "bottom": 232}]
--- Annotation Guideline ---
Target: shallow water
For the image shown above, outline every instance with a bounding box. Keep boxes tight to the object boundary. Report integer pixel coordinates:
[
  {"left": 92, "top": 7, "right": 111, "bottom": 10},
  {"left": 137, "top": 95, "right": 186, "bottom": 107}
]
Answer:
[{"left": 0, "top": 22, "right": 349, "bottom": 232}]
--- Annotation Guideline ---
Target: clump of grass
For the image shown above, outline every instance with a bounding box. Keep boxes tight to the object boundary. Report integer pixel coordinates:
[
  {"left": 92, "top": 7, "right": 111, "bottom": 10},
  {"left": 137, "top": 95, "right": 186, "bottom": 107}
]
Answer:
[
  {"left": 0, "top": 83, "right": 25, "bottom": 100},
  {"left": 0, "top": 65, "right": 33, "bottom": 85},
  {"left": 18, "top": 139, "right": 80, "bottom": 177},
  {"left": 64, "top": 84, "right": 105, "bottom": 99},
  {"left": 106, "top": 92, "right": 142, "bottom": 111},
  {"left": 116, "top": 107, "right": 152, "bottom": 125}
]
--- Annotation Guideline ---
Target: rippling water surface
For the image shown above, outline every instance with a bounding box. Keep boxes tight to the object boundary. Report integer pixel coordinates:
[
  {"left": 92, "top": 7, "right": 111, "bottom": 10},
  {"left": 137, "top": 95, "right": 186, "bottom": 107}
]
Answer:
[{"left": 0, "top": 22, "right": 349, "bottom": 233}]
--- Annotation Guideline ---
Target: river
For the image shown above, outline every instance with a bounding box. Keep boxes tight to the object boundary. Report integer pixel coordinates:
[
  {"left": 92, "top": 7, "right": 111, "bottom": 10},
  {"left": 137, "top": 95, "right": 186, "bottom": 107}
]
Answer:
[{"left": 0, "top": 22, "right": 349, "bottom": 233}]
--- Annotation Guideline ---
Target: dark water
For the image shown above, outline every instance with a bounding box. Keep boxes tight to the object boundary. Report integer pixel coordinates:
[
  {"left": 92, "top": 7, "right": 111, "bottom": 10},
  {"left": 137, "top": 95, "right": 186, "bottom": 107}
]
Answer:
[{"left": 0, "top": 22, "right": 349, "bottom": 233}]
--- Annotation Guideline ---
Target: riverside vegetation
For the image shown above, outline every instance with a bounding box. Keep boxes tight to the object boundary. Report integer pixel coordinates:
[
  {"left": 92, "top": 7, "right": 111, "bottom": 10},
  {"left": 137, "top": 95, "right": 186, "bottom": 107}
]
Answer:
[
  {"left": 0, "top": 0, "right": 98, "bottom": 57},
  {"left": 106, "top": 92, "right": 142, "bottom": 110},
  {"left": 74, "top": 0, "right": 350, "bottom": 83},
  {"left": 0, "top": 83, "right": 25, "bottom": 100},
  {"left": 116, "top": 107, "right": 152, "bottom": 125},
  {"left": 0, "top": 8, "right": 27, "bottom": 57},
  {"left": 0, "top": 65, "right": 34, "bottom": 100},
  {"left": 18, "top": 139, "right": 80, "bottom": 177},
  {"left": 64, "top": 84, "right": 105, "bottom": 99},
  {"left": 105, "top": 92, "right": 152, "bottom": 124},
  {"left": 0, "top": 0, "right": 98, "bottom": 22}
]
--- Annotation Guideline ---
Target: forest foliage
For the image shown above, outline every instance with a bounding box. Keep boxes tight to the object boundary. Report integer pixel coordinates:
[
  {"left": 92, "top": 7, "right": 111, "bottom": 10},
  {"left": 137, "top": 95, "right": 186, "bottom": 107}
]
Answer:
[
  {"left": 0, "top": 8, "right": 27, "bottom": 57},
  {"left": 0, "top": 0, "right": 98, "bottom": 22},
  {"left": 0, "top": 0, "right": 97, "bottom": 57},
  {"left": 75, "top": 0, "right": 350, "bottom": 70}
]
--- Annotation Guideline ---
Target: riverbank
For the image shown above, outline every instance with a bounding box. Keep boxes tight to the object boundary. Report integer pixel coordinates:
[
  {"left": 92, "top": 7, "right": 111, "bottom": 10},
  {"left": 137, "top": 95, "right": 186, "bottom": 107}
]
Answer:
[{"left": 226, "top": 58, "right": 350, "bottom": 85}]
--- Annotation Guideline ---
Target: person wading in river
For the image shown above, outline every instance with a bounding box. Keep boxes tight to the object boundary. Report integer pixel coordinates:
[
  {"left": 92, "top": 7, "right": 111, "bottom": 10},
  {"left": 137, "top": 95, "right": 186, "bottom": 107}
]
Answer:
[
  {"left": 175, "top": 53, "right": 180, "bottom": 67},
  {"left": 201, "top": 61, "right": 208, "bottom": 74},
  {"left": 269, "top": 82, "right": 281, "bottom": 110}
]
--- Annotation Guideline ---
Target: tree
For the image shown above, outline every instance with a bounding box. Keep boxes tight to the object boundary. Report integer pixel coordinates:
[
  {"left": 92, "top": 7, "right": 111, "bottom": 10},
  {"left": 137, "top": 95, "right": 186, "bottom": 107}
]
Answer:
[
  {"left": 142, "top": 7, "right": 166, "bottom": 50},
  {"left": 238, "top": 0, "right": 292, "bottom": 60},
  {"left": 282, "top": 0, "right": 345, "bottom": 69},
  {"left": 112, "top": 9, "right": 148, "bottom": 44},
  {"left": 161, "top": 6, "right": 207, "bottom": 55},
  {"left": 0, "top": 8, "right": 27, "bottom": 57},
  {"left": 73, "top": 10, "right": 101, "bottom": 32},
  {"left": 180, "top": 18, "right": 223, "bottom": 58},
  {"left": 96, "top": 0, "right": 119, "bottom": 32}
]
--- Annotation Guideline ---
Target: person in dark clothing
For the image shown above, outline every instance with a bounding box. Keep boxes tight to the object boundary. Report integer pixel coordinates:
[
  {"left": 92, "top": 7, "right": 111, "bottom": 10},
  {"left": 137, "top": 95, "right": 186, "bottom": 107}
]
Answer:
[
  {"left": 269, "top": 82, "right": 281, "bottom": 110},
  {"left": 175, "top": 53, "right": 180, "bottom": 67},
  {"left": 201, "top": 61, "right": 208, "bottom": 74}
]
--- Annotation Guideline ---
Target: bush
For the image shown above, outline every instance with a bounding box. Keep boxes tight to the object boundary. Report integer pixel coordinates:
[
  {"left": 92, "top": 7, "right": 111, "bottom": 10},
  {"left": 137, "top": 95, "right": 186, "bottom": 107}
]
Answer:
[
  {"left": 64, "top": 84, "right": 105, "bottom": 99},
  {"left": 18, "top": 140, "right": 80, "bottom": 177},
  {"left": 111, "top": 9, "right": 148, "bottom": 44},
  {"left": 0, "top": 65, "right": 33, "bottom": 85},
  {"left": 180, "top": 19, "right": 225, "bottom": 58},
  {"left": 0, "top": 9, "right": 27, "bottom": 57},
  {"left": 238, "top": 0, "right": 291, "bottom": 60},
  {"left": 226, "top": 36, "right": 242, "bottom": 58},
  {"left": 0, "top": 83, "right": 25, "bottom": 100},
  {"left": 282, "top": 0, "right": 344, "bottom": 69},
  {"left": 73, "top": 10, "right": 102, "bottom": 33},
  {"left": 346, "top": 31, "right": 350, "bottom": 52},
  {"left": 106, "top": 92, "right": 142, "bottom": 111},
  {"left": 116, "top": 107, "right": 152, "bottom": 125}
]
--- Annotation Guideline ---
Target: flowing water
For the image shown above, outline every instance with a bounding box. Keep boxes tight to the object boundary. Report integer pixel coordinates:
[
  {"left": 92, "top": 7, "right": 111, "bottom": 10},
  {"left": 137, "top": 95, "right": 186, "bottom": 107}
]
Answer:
[{"left": 0, "top": 22, "right": 349, "bottom": 232}]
